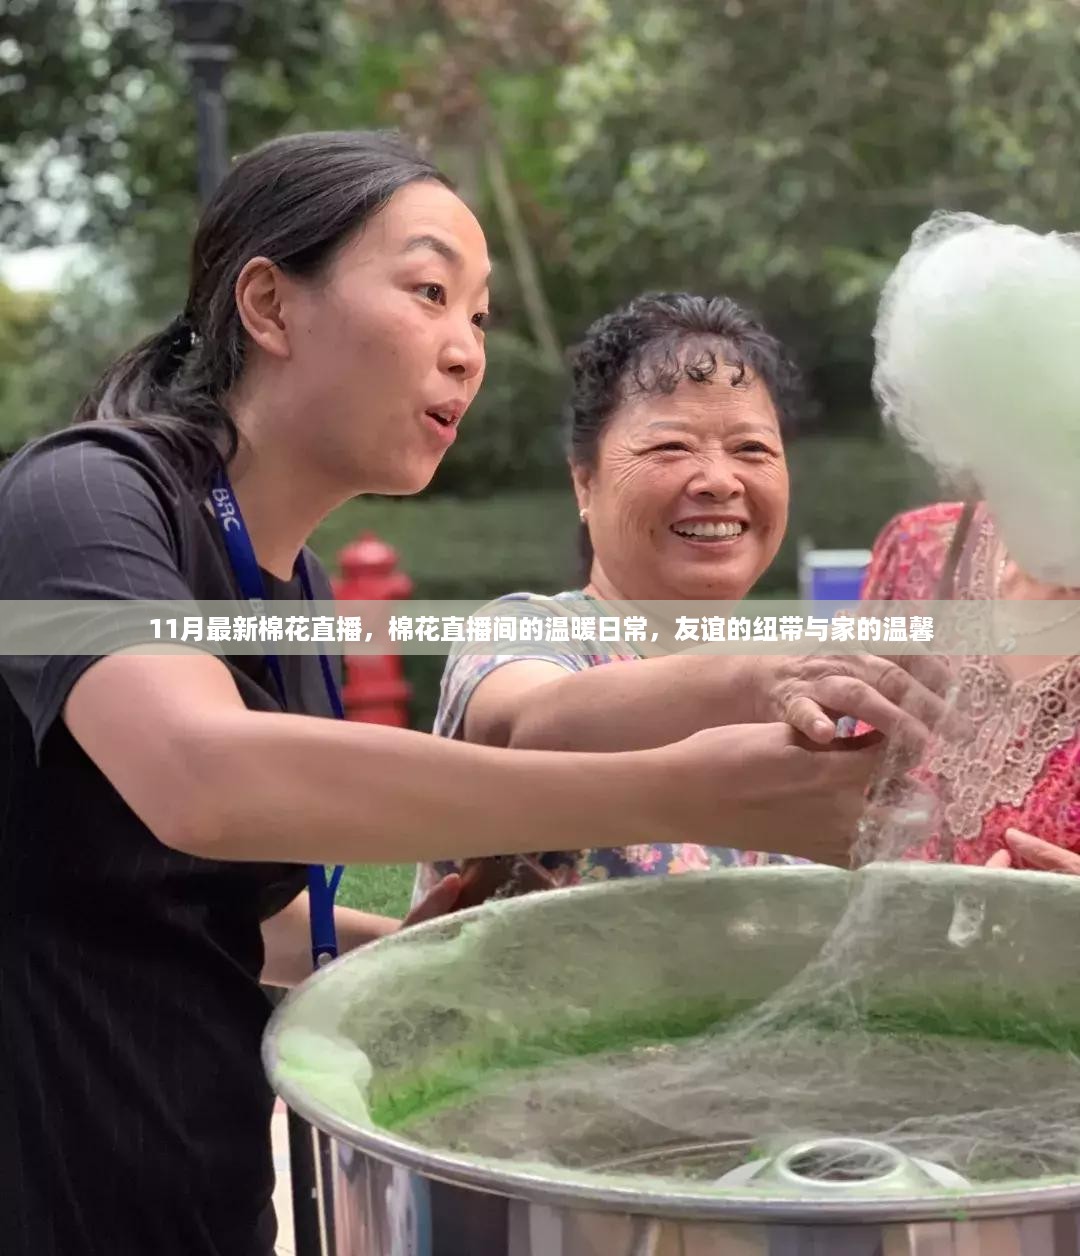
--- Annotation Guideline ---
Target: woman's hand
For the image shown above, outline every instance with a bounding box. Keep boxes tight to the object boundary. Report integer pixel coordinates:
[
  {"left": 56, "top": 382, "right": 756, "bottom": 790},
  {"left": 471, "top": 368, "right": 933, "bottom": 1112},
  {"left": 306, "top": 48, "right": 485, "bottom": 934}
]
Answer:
[
  {"left": 402, "top": 860, "right": 573, "bottom": 918},
  {"left": 60, "top": 651, "right": 894, "bottom": 872},
  {"left": 986, "top": 829, "right": 1080, "bottom": 874},
  {"left": 749, "top": 653, "right": 954, "bottom": 747},
  {"left": 451, "top": 855, "right": 574, "bottom": 909},
  {"left": 398, "top": 873, "right": 467, "bottom": 929},
  {"left": 656, "top": 722, "right": 886, "bottom": 866}
]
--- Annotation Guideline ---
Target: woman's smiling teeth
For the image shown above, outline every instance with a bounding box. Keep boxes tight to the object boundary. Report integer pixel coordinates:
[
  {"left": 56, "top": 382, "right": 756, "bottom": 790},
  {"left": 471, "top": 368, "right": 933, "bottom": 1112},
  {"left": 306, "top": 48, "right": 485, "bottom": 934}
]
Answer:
[{"left": 672, "top": 520, "right": 745, "bottom": 540}]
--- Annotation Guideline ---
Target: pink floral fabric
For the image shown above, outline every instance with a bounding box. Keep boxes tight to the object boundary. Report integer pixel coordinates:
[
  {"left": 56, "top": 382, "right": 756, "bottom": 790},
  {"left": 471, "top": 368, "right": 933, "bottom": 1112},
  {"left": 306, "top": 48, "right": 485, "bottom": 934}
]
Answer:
[{"left": 861, "top": 503, "right": 1080, "bottom": 863}]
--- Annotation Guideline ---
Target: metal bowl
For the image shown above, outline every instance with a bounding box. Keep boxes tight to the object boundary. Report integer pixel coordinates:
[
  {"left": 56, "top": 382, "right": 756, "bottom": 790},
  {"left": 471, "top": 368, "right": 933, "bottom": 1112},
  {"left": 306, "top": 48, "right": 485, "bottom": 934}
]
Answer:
[{"left": 264, "top": 864, "right": 1080, "bottom": 1255}]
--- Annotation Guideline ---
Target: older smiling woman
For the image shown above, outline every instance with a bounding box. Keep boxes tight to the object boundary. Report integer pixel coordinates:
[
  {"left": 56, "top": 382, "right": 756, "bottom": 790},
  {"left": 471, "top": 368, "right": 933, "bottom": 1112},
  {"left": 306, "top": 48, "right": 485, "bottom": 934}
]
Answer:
[
  {"left": 570, "top": 295, "right": 790, "bottom": 607},
  {"left": 414, "top": 292, "right": 948, "bottom": 904}
]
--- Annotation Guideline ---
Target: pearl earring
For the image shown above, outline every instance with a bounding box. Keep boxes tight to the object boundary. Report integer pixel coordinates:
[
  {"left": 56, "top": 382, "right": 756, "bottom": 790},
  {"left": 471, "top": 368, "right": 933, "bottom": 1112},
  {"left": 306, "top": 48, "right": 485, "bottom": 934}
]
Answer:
[{"left": 579, "top": 509, "right": 588, "bottom": 523}]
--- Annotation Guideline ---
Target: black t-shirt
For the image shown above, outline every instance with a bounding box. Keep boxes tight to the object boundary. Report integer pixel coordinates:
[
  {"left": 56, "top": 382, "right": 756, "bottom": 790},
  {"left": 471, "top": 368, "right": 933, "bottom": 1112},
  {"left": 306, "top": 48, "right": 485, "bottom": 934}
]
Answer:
[{"left": 0, "top": 425, "right": 339, "bottom": 1256}]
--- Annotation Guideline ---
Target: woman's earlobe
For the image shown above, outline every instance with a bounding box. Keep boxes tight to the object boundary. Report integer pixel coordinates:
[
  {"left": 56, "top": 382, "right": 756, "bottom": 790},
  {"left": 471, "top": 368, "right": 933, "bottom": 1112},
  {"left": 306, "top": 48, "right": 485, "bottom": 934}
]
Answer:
[{"left": 569, "top": 462, "right": 593, "bottom": 523}]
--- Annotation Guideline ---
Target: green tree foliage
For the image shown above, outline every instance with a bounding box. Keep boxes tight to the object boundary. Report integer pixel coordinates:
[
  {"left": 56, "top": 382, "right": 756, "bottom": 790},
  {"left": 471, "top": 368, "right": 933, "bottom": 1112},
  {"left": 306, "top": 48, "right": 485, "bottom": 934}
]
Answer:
[
  {"left": 0, "top": 279, "right": 52, "bottom": 448},
  {"left": 0, "top": 258, "right": 140, "bottom": 452},
  {"left": 5, "top": 0, "right": 1080, "bottom": 459},
  {"left": 1, "top": 0, "right": 338, "bottom": 249},
  {"left": 552, "top": 0, "right": 1080, "bottom": 423}
]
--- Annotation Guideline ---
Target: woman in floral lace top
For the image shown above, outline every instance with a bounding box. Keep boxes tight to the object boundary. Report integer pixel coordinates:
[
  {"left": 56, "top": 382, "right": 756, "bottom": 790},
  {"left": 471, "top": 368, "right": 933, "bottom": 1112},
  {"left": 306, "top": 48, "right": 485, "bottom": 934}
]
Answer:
[{"left": 861, "top": 500, "right": 1080, "bottom": 871}]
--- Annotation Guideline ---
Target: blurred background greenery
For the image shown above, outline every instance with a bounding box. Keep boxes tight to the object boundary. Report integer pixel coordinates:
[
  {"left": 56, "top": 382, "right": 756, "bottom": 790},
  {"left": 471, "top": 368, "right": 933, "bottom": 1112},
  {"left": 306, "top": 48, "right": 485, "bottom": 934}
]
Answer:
[{"left": 3, "top": 0, "right": 1071, "bottom": 913}]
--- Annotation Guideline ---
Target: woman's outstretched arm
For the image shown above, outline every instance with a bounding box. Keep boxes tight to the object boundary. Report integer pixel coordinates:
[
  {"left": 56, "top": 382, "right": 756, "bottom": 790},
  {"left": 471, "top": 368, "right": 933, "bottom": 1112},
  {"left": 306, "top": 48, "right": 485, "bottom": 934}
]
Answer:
[{"left": 64, "top": 649, "right": 885, "bottom": 868}]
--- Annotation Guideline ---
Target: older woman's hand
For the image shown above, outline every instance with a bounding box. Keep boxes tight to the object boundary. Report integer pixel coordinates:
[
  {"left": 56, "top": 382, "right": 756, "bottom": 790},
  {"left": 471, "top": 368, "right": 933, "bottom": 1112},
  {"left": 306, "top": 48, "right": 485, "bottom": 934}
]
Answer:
[
  {"left": 988, "top": 828, "right": 1080, "bottom": 874},
  {"left": 752, "top": 653, "right": 955, "bottom": 746}
]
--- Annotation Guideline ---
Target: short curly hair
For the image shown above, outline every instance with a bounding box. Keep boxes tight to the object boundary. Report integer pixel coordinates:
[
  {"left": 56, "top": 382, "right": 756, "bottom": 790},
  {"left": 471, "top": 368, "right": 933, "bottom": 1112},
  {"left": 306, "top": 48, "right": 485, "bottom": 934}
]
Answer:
[{"left": 565, "top": 292, "right": 804, "bottom": 470}]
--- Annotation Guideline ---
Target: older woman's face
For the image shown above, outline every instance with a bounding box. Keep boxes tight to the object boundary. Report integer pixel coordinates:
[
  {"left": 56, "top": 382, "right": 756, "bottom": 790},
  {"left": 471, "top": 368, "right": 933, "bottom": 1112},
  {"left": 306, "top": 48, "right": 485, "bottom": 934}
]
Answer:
[{"left": 573, "top": 364, "right": 789, "bottom": 600}]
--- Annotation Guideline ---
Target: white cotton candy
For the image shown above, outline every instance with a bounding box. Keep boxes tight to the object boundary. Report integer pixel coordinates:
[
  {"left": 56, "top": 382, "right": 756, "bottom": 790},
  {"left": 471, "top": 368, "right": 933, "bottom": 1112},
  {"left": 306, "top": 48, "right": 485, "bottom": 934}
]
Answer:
[{"left": 872, "top": 211, "right": 1080, "bottom": 585}]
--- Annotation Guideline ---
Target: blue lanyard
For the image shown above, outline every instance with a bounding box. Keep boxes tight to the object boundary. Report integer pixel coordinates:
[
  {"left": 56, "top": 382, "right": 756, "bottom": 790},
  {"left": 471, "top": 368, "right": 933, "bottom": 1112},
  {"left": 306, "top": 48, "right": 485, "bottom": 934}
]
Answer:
[{"left": 209, "top": 467, "right": 344, "bottom": 969}]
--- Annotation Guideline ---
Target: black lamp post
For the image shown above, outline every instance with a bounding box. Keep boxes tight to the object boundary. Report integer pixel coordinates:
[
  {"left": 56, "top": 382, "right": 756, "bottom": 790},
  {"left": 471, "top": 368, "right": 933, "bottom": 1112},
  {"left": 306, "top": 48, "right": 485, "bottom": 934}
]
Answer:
[{"left": 165, "top": 0, "right": 245, "bottom": 204}]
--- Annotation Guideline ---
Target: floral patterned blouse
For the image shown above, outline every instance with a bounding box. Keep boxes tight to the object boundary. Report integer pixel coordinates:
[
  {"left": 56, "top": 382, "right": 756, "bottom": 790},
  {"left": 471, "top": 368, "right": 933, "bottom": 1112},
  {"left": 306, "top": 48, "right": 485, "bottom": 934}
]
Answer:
[
  {"left": 412, "top": 590, "right": 802, "bottom": 906},
  {"left": 860, "top": 502, "right": 1080, "bottom": 863}
]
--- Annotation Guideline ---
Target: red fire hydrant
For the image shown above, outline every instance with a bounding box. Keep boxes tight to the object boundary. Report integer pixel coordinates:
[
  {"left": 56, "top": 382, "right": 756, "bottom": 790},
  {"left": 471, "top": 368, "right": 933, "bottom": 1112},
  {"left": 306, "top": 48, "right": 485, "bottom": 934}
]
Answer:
[{"left": 333, "top": 533, "right": 413, "bottom": 727}]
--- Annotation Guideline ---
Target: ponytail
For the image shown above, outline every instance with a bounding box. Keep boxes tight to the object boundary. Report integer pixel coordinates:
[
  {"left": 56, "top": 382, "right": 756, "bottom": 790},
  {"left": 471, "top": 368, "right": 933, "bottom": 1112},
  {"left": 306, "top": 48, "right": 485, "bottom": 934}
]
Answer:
[{"left": 73, "top": 313, "right": 238, "bottom": 489}]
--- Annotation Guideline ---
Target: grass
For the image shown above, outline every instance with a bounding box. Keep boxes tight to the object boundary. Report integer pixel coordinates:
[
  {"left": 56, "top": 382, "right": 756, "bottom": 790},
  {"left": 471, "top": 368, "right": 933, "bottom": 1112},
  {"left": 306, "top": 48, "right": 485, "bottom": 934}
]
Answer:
[{"left": 338, "top": 863, "right": 416, "bottom": 919}]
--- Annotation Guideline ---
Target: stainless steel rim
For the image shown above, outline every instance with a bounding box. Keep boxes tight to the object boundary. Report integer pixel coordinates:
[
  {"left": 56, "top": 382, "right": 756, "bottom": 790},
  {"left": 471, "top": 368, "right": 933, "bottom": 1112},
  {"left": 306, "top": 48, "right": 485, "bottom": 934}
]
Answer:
[{"left": 263, "top": 874, "right": 1080, "bottom": 1225}]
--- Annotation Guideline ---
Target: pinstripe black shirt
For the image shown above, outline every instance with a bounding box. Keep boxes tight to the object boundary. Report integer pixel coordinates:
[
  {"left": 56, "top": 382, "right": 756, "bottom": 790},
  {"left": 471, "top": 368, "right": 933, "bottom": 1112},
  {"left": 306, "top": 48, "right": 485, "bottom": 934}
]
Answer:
[{"left": 0, "top": 426, "right": 336, "bottom": 1256}]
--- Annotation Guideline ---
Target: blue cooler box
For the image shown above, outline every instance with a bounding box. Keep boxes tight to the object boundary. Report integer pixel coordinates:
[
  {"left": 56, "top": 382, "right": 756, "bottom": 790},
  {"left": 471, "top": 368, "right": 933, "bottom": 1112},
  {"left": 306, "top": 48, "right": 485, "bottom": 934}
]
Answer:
[{"left": 798, "top": 548, "right": 873, "bottom": 602}]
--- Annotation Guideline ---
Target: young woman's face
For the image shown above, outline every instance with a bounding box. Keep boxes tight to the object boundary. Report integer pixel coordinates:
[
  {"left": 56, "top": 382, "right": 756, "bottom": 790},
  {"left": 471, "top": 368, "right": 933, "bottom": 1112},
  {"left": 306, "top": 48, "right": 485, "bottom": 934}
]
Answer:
[{"left": 281, "top": 180, "right": 491, "bottom": 494}]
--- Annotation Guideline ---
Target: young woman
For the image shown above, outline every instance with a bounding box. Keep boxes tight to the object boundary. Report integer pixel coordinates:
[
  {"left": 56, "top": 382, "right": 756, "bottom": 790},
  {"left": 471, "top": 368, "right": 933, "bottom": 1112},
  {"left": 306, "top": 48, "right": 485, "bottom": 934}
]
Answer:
[{"left": 0, "top": 130, "right": 936, "bottom": 1256}]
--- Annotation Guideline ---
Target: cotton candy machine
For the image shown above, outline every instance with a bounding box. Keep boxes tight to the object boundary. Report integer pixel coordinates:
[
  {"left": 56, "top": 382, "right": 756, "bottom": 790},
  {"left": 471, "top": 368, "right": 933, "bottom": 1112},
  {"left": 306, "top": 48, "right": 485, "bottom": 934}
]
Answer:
[{"left": 264, "top": 864, "right": 1080, "bottom": 1254}]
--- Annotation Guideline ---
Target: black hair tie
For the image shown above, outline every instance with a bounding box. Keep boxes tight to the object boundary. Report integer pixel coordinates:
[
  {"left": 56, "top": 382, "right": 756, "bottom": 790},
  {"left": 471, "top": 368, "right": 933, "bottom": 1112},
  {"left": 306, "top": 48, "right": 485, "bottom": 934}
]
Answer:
[
  {"left": 156, "top": 312, "right": 198, "bottom": 381},
  {"left": 167, "top": 313, "right": 196, "bottom": 355}
]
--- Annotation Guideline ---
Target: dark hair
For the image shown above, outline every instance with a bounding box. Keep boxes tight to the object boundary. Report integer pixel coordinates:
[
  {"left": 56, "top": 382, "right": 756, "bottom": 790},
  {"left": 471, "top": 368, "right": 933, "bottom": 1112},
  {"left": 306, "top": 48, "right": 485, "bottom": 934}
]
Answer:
[
  {"left": 565, "top": 291, "right": 805, "bottom": 577},
  {"left": 74, "top": 130, "right": 452, "bottom": 486}
]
